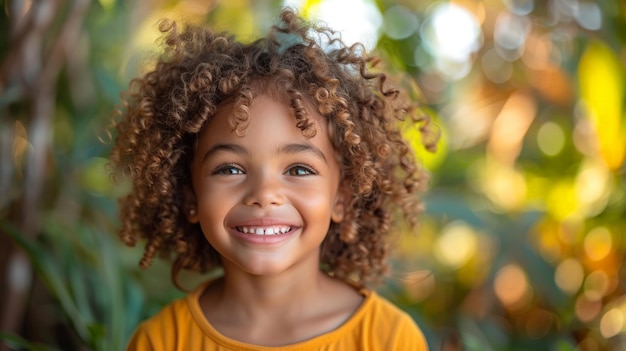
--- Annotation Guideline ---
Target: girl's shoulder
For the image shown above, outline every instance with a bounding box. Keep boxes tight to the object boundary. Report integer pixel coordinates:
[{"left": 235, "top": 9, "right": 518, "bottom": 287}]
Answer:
[
  {"left": 124, "top": 282, "right": 213, "bottom": 350},
  {"left": 354, "top": 290, "right": 429, "bottom": 350}
]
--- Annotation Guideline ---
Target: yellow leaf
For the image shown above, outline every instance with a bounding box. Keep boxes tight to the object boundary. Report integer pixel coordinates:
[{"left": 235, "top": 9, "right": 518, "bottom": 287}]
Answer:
[
  {"left": 402, "top": 108, "right": 447, "bottom": 171},
  {"left": 300, "top": 0, "right": 325, "bottom": 18},
  {"left": 578, "top": 41, "right": 625, "bottom": 170}
]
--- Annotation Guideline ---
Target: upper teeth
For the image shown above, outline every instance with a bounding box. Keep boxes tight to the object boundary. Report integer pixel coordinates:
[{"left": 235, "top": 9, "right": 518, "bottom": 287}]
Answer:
[{"left": 238, "top": 226, "right": 291, "bottom": 235}]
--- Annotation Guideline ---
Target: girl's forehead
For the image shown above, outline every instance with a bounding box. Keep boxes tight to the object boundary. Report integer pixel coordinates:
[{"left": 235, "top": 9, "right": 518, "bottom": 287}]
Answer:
[
  {"left": 208, "top": 94, "right": 322, "bottom": 136},
  {"left": 249, "top": 81, "right": 293, "bottom": 103}
]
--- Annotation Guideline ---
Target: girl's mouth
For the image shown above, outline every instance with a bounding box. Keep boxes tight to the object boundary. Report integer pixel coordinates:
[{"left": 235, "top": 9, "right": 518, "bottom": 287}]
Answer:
[{"left": 236, "top": 226, "right": 293, "bottom": 235}]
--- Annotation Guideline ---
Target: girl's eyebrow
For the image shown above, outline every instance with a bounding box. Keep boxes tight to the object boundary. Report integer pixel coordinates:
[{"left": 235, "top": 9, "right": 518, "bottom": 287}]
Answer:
[
  {"left": 202, "top": 143, "right": 247, "bottom": 163},
  {"left": 280, "top": 143, "right": 328, "bottom": 164},
  {"left": 201, "top": 143, "right": 327, "bottom": 164}
]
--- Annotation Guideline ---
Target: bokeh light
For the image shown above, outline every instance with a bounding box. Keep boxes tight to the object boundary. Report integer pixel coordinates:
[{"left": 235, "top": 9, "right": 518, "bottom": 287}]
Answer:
[
  {"left": 537, "top": 121, "right": 565, "bottom": 156},
  {"left": 575, "top": 159, "right": 612, "bottom": 217},
  {"left": 584, "top": 270, "right": 611, "bottom": 301},
  {"left": 503, "top": 0, "right": 534, "bottom": 16},
  {"left": 575, "top": 3, "right": 602, "bottom": 30},
  {"left": 481, "top": 48, "right": 513, "bottom": 84},
  {"left": 382, "top": 5, "right": 419, "bottom": 40},
  {"left": 555, "top": 258, "right": 584, "bottom": 294},
  {"left": 494, "top": 12, "right": 531, "bottom": 59},
  {"left": 576, "top": 295, "right": 602, "bottom": 323},
  {"left": 583, "top": 227, "right": 613, "bottom": 262},
  {"left": 600, "top": 308, "right": 624, "bottom": 338},
  {"left": 494, "top": 264, "right": 532, "bottom": 309},
  {"left": 434, "top": 221, "right": 478, "bottom": 269},
  {"left": 421, "top": 3, "right": 482, "bottom": 79}
]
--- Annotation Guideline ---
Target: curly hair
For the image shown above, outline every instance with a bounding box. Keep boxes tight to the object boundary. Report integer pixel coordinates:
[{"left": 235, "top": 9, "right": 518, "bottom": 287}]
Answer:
[{"left": 109, "top": 8, "right": 436, "bottom": 289}]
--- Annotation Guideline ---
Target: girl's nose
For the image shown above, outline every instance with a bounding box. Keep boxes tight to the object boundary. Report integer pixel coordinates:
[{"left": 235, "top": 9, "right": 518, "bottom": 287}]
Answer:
[{"left": 242, "top": 173, "right": 285, "bottom": 208}]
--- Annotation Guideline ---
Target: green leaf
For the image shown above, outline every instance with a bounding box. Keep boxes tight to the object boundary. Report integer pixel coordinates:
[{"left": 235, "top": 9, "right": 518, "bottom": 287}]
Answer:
[
  {"left": 0, "top": 221, "right": 90, "bottom": 342},
  {"left": 554, "top": 339, "right": 576, "bottom": 351},
  {"left": 0, "top": 332, "right": 60, "bottom": 351}
]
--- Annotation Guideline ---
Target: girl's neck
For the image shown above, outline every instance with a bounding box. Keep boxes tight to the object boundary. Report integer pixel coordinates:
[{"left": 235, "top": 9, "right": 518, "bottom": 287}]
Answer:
[
  {"left": 199, "top": 259, "right": 364, "bottom": 346},
  {"left": 217, "top": 261, "right": 327, "bottom": 316}
]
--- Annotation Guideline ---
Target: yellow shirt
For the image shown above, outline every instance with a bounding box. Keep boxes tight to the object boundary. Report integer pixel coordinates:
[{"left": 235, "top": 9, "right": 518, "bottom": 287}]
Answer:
[{"left": 126, "top": 282, "right": 428, "bottom": 350}]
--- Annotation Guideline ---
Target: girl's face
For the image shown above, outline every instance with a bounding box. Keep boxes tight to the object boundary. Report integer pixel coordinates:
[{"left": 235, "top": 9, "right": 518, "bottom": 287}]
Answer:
[{"left": 189, "top": 95, "right": 344, "bottom": 277}]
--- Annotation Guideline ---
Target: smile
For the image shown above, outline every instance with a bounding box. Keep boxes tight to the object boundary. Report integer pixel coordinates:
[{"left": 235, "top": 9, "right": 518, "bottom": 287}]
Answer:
[{"left": 236, "top": 226, "right": 293, "bottom": 235}]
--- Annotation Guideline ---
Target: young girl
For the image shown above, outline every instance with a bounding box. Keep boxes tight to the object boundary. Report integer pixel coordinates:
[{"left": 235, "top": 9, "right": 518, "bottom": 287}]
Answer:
[{"left": 110, "top": 8, "right": 435, "bottom": 350}]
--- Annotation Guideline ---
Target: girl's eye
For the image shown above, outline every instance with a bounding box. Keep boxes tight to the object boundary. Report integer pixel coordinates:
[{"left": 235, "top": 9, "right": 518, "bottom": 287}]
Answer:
[
  {"left": 285, "top": 165, "right": 316, "bottom": 176},
  {"left": 213, "top": 164, "right": 244, "bottom": 175}
]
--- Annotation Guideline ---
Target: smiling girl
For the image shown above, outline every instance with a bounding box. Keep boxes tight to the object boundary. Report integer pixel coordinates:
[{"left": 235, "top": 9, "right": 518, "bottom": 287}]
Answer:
[{"left": 110, "top": 8, "right": 435, "bottom": 350}]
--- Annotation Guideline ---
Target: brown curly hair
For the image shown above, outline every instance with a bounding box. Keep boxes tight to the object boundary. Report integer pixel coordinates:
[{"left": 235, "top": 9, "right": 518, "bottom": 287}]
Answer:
[{"left": 109, "top": 8, "right": 436, "bottom": 289}]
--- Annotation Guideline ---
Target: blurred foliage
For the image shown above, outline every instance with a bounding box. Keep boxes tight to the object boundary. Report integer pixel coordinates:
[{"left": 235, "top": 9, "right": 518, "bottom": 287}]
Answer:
[{"left": 1, "top": 0, "right": 625, "bottom": 350}]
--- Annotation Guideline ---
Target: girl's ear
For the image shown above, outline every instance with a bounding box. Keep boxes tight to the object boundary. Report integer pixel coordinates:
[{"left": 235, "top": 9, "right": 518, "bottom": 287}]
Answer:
[
  {"left": 331, "top": 185, "right": 349, "bottom": 223},
  {"left": 183, "top": 185, "right": 199, "bottom": 224}
]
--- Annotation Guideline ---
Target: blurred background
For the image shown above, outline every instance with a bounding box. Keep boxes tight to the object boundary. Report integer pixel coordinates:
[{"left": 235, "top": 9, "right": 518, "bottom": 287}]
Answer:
[{"left": 1, "top": 0, "right": 625, "bottom": 350}]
